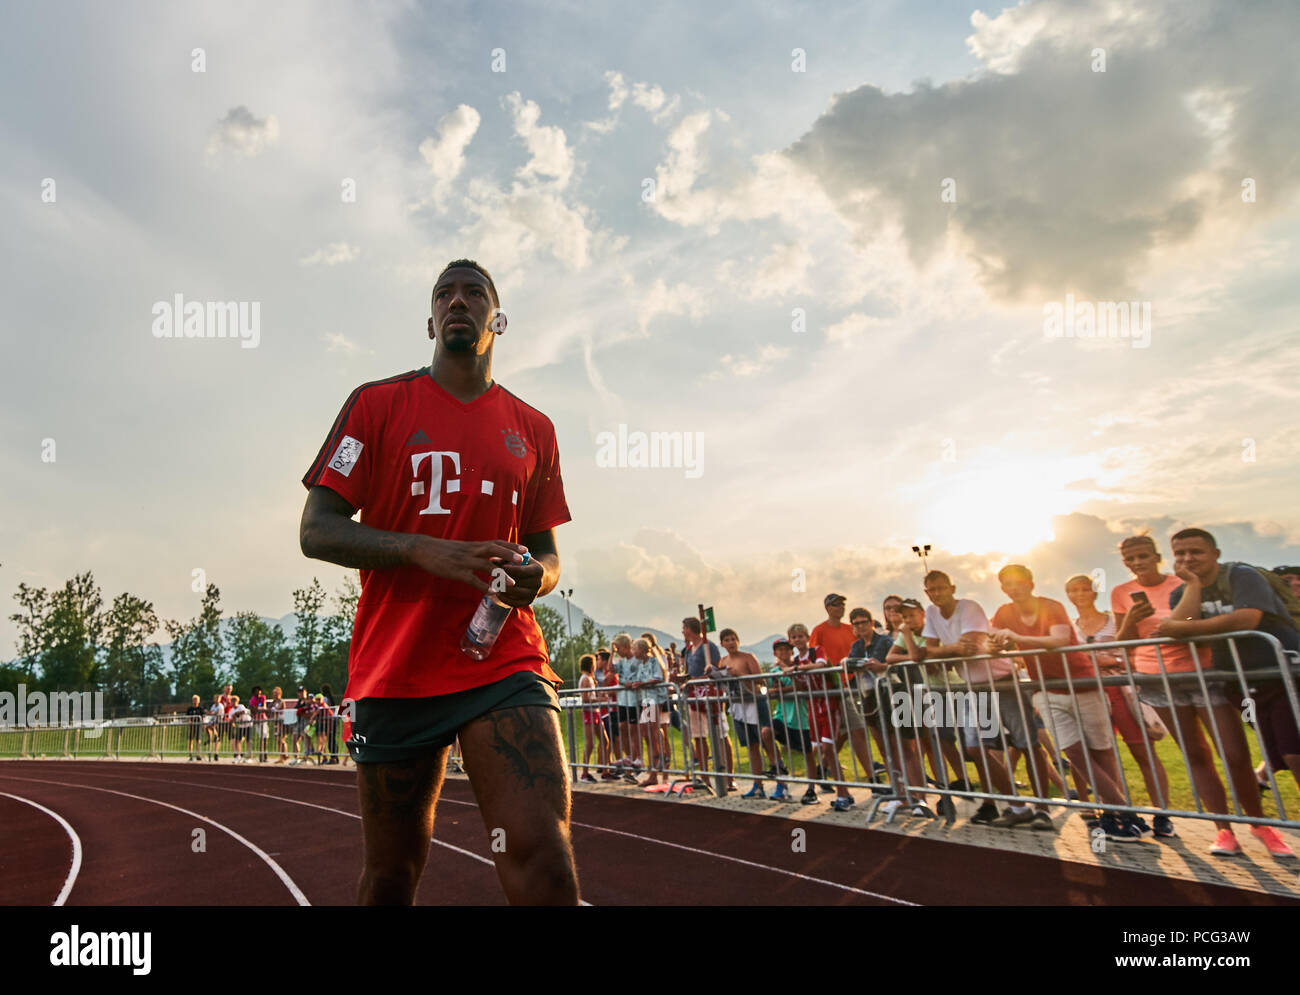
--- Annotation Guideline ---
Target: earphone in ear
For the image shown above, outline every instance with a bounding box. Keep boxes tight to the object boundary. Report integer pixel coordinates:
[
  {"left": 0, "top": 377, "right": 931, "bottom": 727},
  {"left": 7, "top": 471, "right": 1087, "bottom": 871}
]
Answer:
[{"left": 490, "top": 310, "right": 508, "bottom": 335}]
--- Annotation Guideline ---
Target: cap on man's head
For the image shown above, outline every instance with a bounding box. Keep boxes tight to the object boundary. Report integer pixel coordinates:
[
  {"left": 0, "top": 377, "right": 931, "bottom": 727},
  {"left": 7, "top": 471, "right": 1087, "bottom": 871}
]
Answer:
[
  {"left": 772, "top": 638, "right": 793, "bottom": 651},
  {"left": 898, "top": 598, "right": 924, "bottom": 611},
  {"left": 824, "top": 593, "right": 846, "bottom": 607}
]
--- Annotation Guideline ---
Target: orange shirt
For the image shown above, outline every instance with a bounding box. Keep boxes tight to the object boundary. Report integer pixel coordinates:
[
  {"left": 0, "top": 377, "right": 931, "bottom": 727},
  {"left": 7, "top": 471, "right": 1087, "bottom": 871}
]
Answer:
[{"left": 810, "top": 621, "right": 856, "bottom": 666}]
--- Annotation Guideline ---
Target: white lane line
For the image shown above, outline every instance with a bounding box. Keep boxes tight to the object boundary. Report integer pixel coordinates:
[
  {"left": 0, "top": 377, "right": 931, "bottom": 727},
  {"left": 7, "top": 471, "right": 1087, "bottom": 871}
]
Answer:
[
  {"left": 55, "top": 767, "right": 594, "bottom": 905},
  {"left": 45, "top": 763, "right": 902, "bottom": 905},
  {"left": 439, "top": 796, "right": 920, "bottom": 906},
  {"left": 0, "top": 790, "right": 83, "bottom": 905},
  {"left": 0, "top": 774, "right": 310, "bottom": 906}
]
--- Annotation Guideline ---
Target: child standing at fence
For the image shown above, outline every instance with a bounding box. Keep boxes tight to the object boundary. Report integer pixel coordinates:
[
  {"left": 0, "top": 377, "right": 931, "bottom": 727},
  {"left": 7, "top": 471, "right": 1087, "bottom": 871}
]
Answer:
[{"left": 578, "top": 655, "right": 608, "bottom": 782}]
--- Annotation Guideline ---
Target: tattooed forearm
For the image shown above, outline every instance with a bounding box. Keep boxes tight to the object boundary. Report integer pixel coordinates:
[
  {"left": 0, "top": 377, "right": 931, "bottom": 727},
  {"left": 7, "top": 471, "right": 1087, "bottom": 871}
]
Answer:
[
  {"left": 480, "top": 706, "right": 567, "bottom": 793},
  {"left": 308, "top": 517, "right": 422, "bottom": 570}
]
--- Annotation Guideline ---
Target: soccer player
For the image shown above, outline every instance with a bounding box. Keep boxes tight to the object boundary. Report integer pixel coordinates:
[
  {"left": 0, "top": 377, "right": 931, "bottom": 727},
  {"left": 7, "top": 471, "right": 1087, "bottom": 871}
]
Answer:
[{"left": 299, "top": 259, "right": 579, "bottom": 904}]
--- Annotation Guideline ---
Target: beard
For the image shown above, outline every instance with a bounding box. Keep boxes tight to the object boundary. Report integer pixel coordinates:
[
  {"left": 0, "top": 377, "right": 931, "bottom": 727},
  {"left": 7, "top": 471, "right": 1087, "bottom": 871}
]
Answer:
[{"left": 441, "top": 329, "right": 479, "bottom": 353}]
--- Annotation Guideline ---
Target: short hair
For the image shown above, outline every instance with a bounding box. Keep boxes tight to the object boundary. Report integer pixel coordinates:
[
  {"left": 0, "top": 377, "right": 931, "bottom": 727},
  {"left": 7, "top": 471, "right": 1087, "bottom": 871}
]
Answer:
[
  {"left": 682, "top": 617, "right": 703, "bottom": 635},
  {"left": 719, "top": 627, "right": 738, "bottom": 642},
  {"left": 579, "top": 654, "right": 595, "bottom": 672},
  {"left": 923, "top": 570, "right": 951, "bottom": 586},
  {"left": 849, "top": 607, "right": 872, "bottom": 623},
  {"left": 251, "top": 685, "right": 262, "bottom": 694},
  {"left": 435, "top": 258, "right": 499, "bottom": 307},
  {"left": 787, "top": 622, "right": 809, "bottom": 638},
  {"left": 998, "top": 564, "right": 1033, "bottom": 583},
  {"left": 1065, "top": 574, "right": 1095, "bottom": 590},
  {"left": 1171, "top": 527, "right": 1217, "bottom": 549},
  {"left": 611, "top": 633, "right": 632, "bottom": 649}
]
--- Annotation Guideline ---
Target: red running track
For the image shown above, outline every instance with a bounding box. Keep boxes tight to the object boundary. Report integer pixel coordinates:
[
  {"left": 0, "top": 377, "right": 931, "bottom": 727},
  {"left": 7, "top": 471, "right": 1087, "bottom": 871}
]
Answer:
[{"left": 0, "top": 760, "right": 1292, "bottom": 907}]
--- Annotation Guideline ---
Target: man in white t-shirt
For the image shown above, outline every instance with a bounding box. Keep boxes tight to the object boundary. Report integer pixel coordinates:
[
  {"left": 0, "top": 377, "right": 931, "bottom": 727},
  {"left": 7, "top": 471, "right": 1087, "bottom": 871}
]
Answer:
[{"left": 921, "top": 570, "right": 1023, "bottom": 827}]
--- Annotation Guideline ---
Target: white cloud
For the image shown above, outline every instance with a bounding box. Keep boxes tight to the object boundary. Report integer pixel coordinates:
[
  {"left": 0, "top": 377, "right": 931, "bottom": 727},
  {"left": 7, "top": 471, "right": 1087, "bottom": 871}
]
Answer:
[
  {"left": 325, "top": 332, "right": 370, "bottom": 355},
  {"left": 506, "top": 92, "right": 574, "bottom": 189},
  {"left": 299, "top": 242, "right": 360, "bottom": 266},
  {"left": 205, "top": 105, "right": 279, "bottom": 161},
  {"left": 417, "top": 104, "right": 481, "bottom": 209},
  {"left": 636, "top": 277, "right": 709, "bottom": 332}
]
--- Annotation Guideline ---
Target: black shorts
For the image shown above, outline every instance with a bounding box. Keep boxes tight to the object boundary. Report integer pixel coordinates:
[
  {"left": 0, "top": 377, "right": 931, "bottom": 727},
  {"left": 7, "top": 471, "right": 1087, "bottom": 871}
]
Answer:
[
  {"left": 348, "top": 670, "right": 560, "bottom": 764},
  {"left": 770, "top": 719, "right": 812, "bottom": 754},
  {"left": 617, "top": 705, "right": 639, "bottom": 724}
]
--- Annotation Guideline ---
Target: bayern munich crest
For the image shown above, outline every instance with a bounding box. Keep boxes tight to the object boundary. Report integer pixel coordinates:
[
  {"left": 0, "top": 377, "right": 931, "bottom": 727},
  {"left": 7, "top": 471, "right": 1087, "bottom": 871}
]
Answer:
[{"left": 502, "top": 429, "right": 527, "bottom": 457}]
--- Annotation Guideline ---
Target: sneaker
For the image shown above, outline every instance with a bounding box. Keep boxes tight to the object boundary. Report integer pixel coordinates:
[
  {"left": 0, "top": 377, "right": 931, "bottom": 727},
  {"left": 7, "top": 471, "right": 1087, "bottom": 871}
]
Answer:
[
  {"left": 1066, "top": 789, "right": 1080, "bottom": 801},
  {"left": 771, "top": 785, "right": 792, "bottom": 801},
  {"left": 621, "top": 773, "right": 639, "bottom": 784},
  {"left": 818, "top": 782, "right": 836, "bottom": 794},
  {"left": 879, "top": 799, "right": 904, "bottom": 816},
  {"left": 1083, "top": 811, "right": 1102, "bottom": 831},
  {"left": 1031, "top": 811, "right": 1055, "bottom": 831},
  {"left": 801, "top": 788, "right": 820, "bottom": 805},
  {"left": 991, "top": 807, "right": 1035, "bottom": 828},
  {"left": 763, "top": 767, "right": 777, "bottom": 779},
  {"left": 1100, "top": 814, "right": 1142, "bottom": 843},
  {"left": 1132, "top": 815, "right": 1152, "bottom": 835},
  {"left": 1152, "top": 815, "right": 1177, "bottom": 838},
  {"left": 599, "top": 772, "right": 619, "bottom": 781},
  {"left": 579, "top": 774, "right": 597, "bottom": 783},
  {"left": 970, "top": 801, "right": 1000, "bottom": 826},
  {"left": 741, "top": 784, "right": 766, "bottom": 799},
  {"left": 1249, "top": 825, "right": 1297, "bottom": 859},
  {"left": 948, "top": 778, "right": 974, "bottom": 793},
  {"left": 830, "top": 797, "right": 855, "bottom": 812},
  {"left": 1209, "top": 829, "right": 1242, "bottom": 856}
]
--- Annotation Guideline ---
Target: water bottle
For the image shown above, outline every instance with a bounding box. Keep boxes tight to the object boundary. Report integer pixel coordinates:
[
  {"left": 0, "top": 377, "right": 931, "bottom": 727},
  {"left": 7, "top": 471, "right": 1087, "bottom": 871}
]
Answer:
[{"left": 460, "top": 551, "right": 529, "bottom": 660}]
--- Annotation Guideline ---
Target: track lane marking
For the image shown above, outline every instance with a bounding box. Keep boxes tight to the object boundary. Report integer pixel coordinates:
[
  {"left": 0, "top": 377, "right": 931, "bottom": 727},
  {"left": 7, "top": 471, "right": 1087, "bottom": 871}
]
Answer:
[
  {"left": 0, "top": 774, "right": 309, "bottom": 906},
  {"left": 0, "top": 790, "right": 83, "bottom": 905}
]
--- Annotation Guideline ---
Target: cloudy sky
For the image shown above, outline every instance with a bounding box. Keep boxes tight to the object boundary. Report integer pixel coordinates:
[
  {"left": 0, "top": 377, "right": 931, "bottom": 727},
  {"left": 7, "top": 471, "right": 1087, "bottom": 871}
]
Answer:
[{"left": 3, "top": 0, "right": 1299, "bottom": 654}]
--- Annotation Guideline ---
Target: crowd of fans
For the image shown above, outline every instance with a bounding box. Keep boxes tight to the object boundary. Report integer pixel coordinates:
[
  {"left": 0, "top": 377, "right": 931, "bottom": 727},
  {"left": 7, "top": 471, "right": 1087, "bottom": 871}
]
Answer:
[
  {"left": 182, "top": 683, "right": 346, "bottom": 765},
  {"left": 574, "top": 528, "right": 1300, "bottom": 859}
]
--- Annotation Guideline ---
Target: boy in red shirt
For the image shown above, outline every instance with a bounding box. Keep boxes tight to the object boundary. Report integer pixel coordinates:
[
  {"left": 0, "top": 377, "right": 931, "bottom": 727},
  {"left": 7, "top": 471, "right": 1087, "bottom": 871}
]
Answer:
[{"left": 300, "top": 259, "right": 577, "bottom": 905}]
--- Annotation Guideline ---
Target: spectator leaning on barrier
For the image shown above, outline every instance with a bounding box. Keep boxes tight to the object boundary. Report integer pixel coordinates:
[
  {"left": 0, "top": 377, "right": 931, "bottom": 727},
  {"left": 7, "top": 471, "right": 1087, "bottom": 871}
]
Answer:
[
  {"left": 789, "top": 623, "right": 854, "bottom": 811},
  {"left": 1274, "top": 566, "right": 1300, "bottom": 600},
  {"left": 594, "top": 649, "right": 621, "bottom": 778},
  {"left": 816, "top": 597, "right": 880, "bottom": 790},
  {"left": 718, "top": 628, "right": 780, "bottom": 798},
  {"left": 848, "top": 606, "right": 895, "bottom": 773},
  {"left": 882, "top": 600, "right": 940, "bottom": 817},
  {"left": 610, "top": 634, "right": 641, "bottom": 778},
  {"left": 920, "top": 574, "right": 1027, "bottom": 825},
  {"left": 768, "top": 637, "right": 815, "bottom": 803},
  {"left": 989, "top": 565, "right": 1140, "bottom": 841},
  {"left": 228, "top": 696, "right": 250, "bottom": 762},
  {"left": 249, "top": 686, "right": 269, "bottom": 763},
  {"left": 289, "top": 686, "right": 312, "bottom": 765},
  {"left": 1156, "top": 528, "right": 1297, "bottom": 859},
  {"left": 269, "top": 686, "right": 288, "bottom": 763},
  {"left": 185, "top": 695, "right": 205, "bottom": 761},
  {"left": 577, "top": 654, "right": 608, "bottom": 782},
  {"left": 641, "top": 633, "right": 675, "bottom": 774},
  {"left": 681, "top": 617, "right": 733, "bottom": 782},
  {"left": 1067, "top": 572, "right": 1172, "bottom": 838},
  {"left": 320, "top": 683, "right": 340, "bottom": 764},
  {"left": 206, "top": 693, "right": 223, "bottom": 760}
]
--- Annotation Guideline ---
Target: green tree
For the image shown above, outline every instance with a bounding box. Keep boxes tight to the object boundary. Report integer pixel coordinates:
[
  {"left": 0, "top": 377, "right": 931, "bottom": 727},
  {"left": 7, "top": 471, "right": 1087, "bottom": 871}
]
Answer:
[
  {"left": 308, "top": 576, "right": 358, "bottom": 695},
  {"left": 100, "top": 592, "right": 162, "bottom": 711},
  {"left": 292, "top": 578, "right": 327, "bottom": 685},
  {"left": 36, "top": 572, "right": 104, "bottom": 692},
  {"left": 167, "top": 584, "right": 225, "bottom": 697},
  {"left": 228, "top": 612, "right": 292, "bottom": 695},
  {"left": 534, "top": 604, "right": 566, "bottom": 665},
  {"left": 556, "top": 616, "right": 602, "bottom": 687}
]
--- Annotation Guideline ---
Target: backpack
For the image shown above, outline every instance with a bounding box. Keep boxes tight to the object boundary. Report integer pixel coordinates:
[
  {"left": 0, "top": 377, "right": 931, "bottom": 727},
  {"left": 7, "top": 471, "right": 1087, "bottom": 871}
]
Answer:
[{"left": 1226, "top": 563, "right": 1300, "bottom": 630}]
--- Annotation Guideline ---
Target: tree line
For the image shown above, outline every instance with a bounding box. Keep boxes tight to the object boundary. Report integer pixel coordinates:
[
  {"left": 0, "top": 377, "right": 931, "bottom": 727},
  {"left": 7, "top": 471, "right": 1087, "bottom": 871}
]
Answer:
[{"left": 4, "top": 571, "right": 609, "bottom": 713}]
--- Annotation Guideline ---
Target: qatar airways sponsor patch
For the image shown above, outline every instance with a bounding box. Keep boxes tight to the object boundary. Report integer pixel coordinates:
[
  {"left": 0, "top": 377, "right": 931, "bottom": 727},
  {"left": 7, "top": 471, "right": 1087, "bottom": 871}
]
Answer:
[{"left": 329, "top": 435, "right": 364, "bottom": 477}]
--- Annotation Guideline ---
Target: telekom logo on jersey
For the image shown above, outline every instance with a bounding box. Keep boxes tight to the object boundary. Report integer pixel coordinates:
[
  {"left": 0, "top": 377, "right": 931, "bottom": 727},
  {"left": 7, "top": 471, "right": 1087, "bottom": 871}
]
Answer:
[
  {"left": 327, "top": 434, "right": 520, "bottom": 514},
  {"left": 410, "top": 450, "right": 518, "bottom": 515}
]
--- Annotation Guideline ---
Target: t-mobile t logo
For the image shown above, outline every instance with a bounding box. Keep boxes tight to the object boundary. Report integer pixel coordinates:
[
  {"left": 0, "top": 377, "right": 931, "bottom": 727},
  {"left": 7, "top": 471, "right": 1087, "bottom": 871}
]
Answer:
[{"left": 410, "top": 450, "right": 461, "bottom": 515}]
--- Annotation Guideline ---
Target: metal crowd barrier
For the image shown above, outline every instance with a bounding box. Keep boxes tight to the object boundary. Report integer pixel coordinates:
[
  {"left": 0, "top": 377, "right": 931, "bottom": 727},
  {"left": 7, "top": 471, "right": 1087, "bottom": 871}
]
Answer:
[
  {"left": 878, "top": 630, "right": 1299, "bottom": 831},
  {"left": 556, "top": 633, "right": 1300, "bottom": 840},
  {"left": 559, "top": 679, "right": 695, "bottom": 791},
  {"left": 0, "top": 705, "right": 353, "bottom": 765}
]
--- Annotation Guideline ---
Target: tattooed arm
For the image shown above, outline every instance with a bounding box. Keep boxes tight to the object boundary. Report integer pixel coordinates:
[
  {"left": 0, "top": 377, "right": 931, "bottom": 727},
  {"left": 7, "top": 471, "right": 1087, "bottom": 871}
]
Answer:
[{"left": 299, "top": 485, "right": 525, "bottom": 592}]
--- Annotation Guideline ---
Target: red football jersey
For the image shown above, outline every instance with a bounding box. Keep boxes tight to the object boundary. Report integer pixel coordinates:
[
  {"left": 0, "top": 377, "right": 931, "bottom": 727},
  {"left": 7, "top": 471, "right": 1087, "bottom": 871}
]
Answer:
[{"left": 302, "top": 368, "right": 570, "bottom": 699}]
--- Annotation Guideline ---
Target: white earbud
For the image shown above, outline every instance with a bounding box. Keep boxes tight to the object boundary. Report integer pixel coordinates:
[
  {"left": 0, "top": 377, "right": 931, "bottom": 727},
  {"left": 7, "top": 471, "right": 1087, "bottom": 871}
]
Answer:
[{"left": 490, "top": 310, "right": 508, "bottom": 335}]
